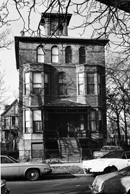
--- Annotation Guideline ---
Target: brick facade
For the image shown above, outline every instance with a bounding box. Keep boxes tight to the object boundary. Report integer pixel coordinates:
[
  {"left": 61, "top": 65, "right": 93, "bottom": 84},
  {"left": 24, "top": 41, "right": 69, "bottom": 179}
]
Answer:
[{"left": 15, "top": 12, "right": 108, "bottom": 160}]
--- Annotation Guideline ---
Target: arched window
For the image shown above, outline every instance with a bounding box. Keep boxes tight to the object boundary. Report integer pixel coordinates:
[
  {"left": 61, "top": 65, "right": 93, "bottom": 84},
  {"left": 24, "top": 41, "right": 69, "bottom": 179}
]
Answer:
[
  {"left": 79, "top": 46, "right": 86, "bottom": 64},
  {"left": 65, "top": 46, "right": 72, "bottom": 63},
  {"left": 51, "top": 46, "right": 59, "bottom": 63},
  {"left": 58, "top": 72, "right": 67, "bottom": 95},
  {"left": 37, "top": 46, "right": 44, "bottom": 63}
]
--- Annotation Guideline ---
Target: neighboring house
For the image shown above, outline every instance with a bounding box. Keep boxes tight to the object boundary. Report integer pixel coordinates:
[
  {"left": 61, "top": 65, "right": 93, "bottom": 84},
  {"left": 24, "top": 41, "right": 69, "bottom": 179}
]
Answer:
[
  {"left": 14, "top": 12, "right": 108, "bottom": 160},
  {"left": 1, "top": 99, "right": 19, "bottom": 151}
]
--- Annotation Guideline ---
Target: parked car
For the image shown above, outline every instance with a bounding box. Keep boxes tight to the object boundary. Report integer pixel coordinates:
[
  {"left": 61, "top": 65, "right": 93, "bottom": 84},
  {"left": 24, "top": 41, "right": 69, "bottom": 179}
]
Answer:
[
  {"left": 89, "top": 165, "right": 130, "bottom": 194},
  {"left": 1, "top": 155, "right": 52, "bottom": 181},
  {"left": 93, "top": 145, "right": 123, "bottom": 158},
  {"left": 82, "top": 150, "right": 130, "bottom": 174},
  {"left": 1, "top": 180, "right": 10, "bottom": 194}
]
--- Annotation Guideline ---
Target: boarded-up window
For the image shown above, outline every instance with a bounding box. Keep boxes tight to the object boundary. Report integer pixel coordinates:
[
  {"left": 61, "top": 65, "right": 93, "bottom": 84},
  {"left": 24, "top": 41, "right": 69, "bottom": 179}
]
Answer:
[{"left": 31, "top": 143, "right": 43, "bottom": 158}]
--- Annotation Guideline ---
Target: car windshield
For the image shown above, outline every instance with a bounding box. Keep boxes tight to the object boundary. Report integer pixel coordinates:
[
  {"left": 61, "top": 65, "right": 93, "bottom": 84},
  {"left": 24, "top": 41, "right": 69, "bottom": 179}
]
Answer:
[{"left": 101, "top": 151, "right": 123, "bottom": 158}]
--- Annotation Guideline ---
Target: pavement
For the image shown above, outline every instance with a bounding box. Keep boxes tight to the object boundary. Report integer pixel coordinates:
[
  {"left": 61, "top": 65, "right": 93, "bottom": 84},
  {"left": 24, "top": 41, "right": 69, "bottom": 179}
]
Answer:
[{"left": 50, "top": 162, "right": 83, "bottom": 167}]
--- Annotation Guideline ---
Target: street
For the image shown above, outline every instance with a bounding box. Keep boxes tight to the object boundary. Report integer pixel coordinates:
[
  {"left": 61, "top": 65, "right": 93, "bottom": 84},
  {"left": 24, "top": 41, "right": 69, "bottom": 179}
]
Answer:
[{"left": 7, "top": 176, "right": 94, "bottom": 194}]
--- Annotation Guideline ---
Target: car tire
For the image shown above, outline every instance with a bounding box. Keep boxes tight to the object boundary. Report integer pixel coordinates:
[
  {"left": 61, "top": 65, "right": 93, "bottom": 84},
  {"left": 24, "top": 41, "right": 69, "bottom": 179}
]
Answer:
[
  {"left": 104, "top": 166, "right": 117, "bottom": 174},
  {"left": 26, "top": 169, "right": 40, "bottom": 181},
  {"left": 127, "top": 190, "right": 130, "bottom": 194},
  {"left": 110, "top": 166, "right": 117, "bottom": 172}
]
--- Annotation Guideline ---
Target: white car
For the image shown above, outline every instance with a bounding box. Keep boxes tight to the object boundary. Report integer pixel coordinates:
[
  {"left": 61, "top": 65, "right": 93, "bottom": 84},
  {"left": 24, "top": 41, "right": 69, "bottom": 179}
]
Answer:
[
  {"left": 1, "top": 155, "right": 52, "bottom": 181},
  {"left": 89, "top": 165, "right": 130, "bottom": 194},
  {"left": 83, "top": 151, "right": 130, "bottom": 174}
]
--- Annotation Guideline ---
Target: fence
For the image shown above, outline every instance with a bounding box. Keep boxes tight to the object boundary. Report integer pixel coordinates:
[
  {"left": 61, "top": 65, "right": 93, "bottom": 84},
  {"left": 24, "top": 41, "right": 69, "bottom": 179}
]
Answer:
[
  {"left": 18, "top": 148, "right": 93, "bottom": 162},
  {"left": 1, "top": 148, "right": 94, "bottom": 162}
]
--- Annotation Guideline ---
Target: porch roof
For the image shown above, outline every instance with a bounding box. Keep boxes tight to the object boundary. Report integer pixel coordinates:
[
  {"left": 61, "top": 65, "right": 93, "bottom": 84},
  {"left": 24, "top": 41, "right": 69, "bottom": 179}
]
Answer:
[{"left": 43, "top": 100, "right": 90, "bottom": 108}]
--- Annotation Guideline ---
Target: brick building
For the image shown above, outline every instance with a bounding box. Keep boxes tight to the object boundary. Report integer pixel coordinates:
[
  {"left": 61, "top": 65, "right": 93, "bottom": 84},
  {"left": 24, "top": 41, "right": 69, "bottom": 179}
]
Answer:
[{"left": 15, "top": 12, "right": 108, "bottom": 160}]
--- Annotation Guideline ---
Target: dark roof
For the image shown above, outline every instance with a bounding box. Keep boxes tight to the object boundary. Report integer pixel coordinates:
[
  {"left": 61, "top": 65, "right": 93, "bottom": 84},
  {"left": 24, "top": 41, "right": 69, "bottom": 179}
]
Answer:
[
  {"left": 43, "top": 100, "right": 90, "bottom": 108},
  {"left": 1, "top": 99, "right": 18, "bottom": 116}
]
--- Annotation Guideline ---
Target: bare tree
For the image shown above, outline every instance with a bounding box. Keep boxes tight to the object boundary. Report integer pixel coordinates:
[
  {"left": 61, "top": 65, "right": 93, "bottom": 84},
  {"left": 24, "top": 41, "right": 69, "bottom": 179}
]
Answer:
[
  {"left": 0, "top": 66, "right": 8, "bottom": 106},
  {"left": 0, "top": 0, "right": 130, "bottom": 52},
  {"left": 106, "top": 54, "right": 130, "bottom": 146}
]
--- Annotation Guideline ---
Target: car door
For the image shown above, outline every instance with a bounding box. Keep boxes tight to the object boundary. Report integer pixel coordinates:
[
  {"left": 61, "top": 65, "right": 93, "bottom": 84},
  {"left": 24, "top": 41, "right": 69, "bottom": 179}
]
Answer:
[{"left": 1, "top": 156, "right": 20, "bottom": 178}]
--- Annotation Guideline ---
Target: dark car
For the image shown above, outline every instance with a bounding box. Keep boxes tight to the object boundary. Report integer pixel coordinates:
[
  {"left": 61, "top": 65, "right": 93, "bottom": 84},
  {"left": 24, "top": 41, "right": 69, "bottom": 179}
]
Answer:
[{"left": 89, "top": 165, "right": 130, "bottom": 194}]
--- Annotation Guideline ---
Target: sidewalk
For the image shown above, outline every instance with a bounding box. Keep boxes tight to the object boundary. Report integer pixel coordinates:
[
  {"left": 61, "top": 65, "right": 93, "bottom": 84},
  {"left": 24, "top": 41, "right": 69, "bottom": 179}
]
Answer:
[
  {"left": 49, "top": 162, "right": 85, "bottom": 176},
  {"left": 50, "top": 162, "right": 83, "bottom": 167}
]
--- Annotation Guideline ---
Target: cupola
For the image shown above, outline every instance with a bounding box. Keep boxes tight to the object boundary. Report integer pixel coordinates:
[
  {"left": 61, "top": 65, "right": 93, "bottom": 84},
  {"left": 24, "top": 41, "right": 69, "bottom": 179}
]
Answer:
[{"left": 39, "top": 12, "right": 72, "bottom": 36}]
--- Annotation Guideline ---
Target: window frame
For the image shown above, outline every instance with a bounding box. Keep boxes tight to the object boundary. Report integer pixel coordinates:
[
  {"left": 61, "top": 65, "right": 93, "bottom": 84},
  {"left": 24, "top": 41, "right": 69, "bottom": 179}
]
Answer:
[
  {"left": 90, "top": 110, "right": 97, "bottom": 132},
  {"left": 32, "top": 72, "right": 42, "bottom": 94},
  {"left": 45, "top": 73, "right": 50, "bottom": 95},
  {"left": 24, "top": 72, "right": 30, "bottom": 95},
  {"left": 79, "top": 46, "right": 86, "bottom": 64},
  {"left": 97, "top": 73, "right": 101, "bottom": 95},
  {"left": 87, "top": 73, "right": 95, "bottom": 95},
  {"left": 78, "top": 73, "right": 84, "bottom": 95},
  {"left": 65, "top": 46, "right": 72, "bottom": 64},
  {"left": 58, "top": 72, "right": 67, "bottom": 95},
  {"left": 25, "top": 110, "right": 30, "bottom": 133},
  {"left": 33, "top": 110, "right": 42, "bottom": 133},
  {"left": 37, "top": 45, "right": 44, "bottom": 63},
  {"left": 51, "top": 46, "right": 59, "bottom": 63}
]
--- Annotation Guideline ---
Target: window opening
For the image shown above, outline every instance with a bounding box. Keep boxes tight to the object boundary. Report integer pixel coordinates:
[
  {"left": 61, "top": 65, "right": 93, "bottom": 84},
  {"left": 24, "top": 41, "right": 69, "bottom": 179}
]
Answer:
[
  {"left": 65, "top": 46, "right": 72, "bottom": 63},
  {"left": 79, "top": 46, "right": 86, "bottom": 64}
]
